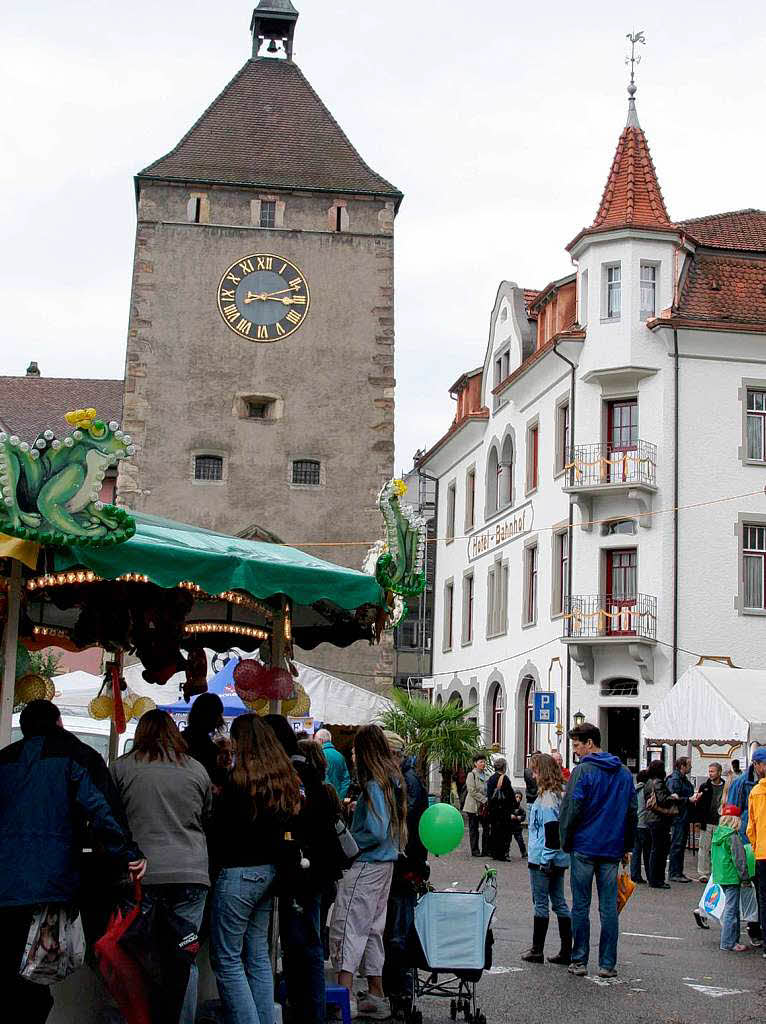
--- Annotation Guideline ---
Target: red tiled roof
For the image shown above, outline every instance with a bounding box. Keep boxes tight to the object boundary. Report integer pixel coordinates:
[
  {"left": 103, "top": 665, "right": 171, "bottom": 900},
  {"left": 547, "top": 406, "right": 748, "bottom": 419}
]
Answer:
[
  {"left": 0, "top": 376, "right": 124, "bottom": 441},
  {"left": 674, "top": 252, "right": 766, "bottom": 326},
  {"left": 678, "top": 210, "right": 766, "bottom": 252},
  {"left": 140, "top": 58, "right": 401, "bottom": 200},
  {"left": 567, "top": 119, "right": 673, "bottom": 250},
  {"left": 523, "top": 289, "right": 540, "bottom": 313},
  {"left": 592, "top": 122, "right": 671, "bottom": 231}
]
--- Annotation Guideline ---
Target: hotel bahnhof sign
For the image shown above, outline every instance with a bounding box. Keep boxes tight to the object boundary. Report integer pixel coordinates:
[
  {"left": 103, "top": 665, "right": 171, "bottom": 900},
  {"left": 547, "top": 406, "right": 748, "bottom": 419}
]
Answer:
[{"left": 467, "top": 500, "right": 534, "bottom": 562}]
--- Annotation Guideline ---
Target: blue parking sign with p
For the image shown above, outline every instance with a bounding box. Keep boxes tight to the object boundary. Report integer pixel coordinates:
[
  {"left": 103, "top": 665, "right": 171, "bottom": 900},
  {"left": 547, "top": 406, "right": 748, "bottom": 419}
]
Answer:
[{"left": 533, "top": 691, "right": 556, "bottom": 724}]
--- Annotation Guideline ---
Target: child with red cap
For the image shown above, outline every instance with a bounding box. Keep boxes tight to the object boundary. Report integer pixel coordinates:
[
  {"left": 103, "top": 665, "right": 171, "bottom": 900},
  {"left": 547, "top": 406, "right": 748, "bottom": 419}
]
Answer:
[{"left": 711, "top": 804, "right": 752, "bottom": 952}]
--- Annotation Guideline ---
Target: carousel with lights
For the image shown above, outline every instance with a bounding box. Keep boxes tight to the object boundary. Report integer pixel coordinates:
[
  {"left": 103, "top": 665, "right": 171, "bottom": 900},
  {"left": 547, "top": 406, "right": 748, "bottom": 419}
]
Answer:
[{"left": 0, "top": 406, "right": 426, "bottom": 753}]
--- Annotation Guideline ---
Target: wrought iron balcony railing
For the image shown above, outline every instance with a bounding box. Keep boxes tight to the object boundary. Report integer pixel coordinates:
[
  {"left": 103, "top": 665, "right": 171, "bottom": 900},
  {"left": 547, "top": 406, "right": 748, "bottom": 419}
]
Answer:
[
  {"left": 565, "top": 440, "right": 657, "bottom": 489},
  {"left": 563, "top": 593, "right": 657, "bottom": 641}
]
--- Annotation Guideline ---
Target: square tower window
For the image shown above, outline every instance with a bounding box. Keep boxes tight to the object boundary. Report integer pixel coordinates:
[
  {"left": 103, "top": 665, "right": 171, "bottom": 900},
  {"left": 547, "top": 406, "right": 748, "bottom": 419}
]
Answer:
[
  {"left": 194, "top": 455, "right": 223, "bottom": 481},
  {"left": 260, "top": 200, "right": 276, "bottom": 228},
  {"left": 292, "top": 459, "right": 321, "bottom": 485}
]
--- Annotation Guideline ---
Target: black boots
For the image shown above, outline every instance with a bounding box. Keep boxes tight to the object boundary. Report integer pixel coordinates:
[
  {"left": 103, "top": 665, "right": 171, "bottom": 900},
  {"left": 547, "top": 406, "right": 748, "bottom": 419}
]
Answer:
[
  {"left": 521, "top": 916, "right": 549, "bottom": 963},
  {"left": 547, "top": 916, "right": 572, "bottom": 965}
]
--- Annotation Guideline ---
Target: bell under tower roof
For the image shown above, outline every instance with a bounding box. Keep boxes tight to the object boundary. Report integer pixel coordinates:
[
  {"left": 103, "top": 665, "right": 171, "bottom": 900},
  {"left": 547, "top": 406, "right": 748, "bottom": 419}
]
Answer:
[{"left": 137, "top": 7, "right": 401, "bottom": 203}]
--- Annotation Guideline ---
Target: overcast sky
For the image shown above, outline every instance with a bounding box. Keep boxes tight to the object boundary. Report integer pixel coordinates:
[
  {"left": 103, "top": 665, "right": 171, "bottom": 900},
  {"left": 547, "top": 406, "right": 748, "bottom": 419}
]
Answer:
[{"left": 3, "top": 1, "right": 765, "bottom": 469}]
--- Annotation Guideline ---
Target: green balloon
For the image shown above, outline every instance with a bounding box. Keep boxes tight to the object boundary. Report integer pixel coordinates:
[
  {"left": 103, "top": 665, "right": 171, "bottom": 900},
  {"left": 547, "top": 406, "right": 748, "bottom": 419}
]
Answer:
[
  {"left": 418, "top": 802, "right": 465, "bottom": 856},
  {"left": 746, "top": 842, "right": 756, "bottom": 878}
]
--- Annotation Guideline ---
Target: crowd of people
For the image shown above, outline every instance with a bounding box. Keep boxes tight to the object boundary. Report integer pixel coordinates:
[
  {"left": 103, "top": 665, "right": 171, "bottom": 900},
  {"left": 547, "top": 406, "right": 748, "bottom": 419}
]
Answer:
[
  {"left": 1, "top": 700, "right": 766, "bottom": 1024},
  {"left": 0, "top": 697, "right": 430, "bottom": 1024}
]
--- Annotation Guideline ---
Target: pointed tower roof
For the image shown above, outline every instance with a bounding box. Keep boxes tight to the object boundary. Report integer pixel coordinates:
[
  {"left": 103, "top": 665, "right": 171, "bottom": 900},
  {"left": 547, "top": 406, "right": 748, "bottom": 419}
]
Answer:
[
  {"left": 137, "top": 58, "right": 401, "bottom": 201},
  {"left": 567, "top": 85, "right": 676, "bottom": 252}
]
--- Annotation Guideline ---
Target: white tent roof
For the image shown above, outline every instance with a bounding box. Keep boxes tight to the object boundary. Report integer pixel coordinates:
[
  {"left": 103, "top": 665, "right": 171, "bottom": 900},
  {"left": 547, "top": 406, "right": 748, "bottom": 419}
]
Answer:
[
  {"left": 645, "top": 664, "right": 766, "bottom": 745},
  {"left": 50, "top": 658, "right": 391, "bottom": 726}
]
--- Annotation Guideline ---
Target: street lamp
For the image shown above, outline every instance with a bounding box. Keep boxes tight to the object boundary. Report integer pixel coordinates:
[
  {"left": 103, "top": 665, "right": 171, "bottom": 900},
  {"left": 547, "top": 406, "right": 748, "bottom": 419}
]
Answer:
[{"left": 572, "top": 709, "right": 586, "bottom": 728}]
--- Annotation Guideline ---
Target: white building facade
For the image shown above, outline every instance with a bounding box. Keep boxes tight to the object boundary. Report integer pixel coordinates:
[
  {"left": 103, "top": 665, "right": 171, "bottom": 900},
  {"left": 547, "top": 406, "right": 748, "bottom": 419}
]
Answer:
[{"left": 419, "top": 92, "right": 766, "bottom": 781}]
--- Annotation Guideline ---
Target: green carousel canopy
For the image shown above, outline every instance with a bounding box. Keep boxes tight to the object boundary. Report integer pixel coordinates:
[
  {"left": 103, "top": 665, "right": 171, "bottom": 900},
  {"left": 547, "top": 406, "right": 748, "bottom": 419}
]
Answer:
[{"left": 53, "top": 511, "right": 386, "bottom": 611}]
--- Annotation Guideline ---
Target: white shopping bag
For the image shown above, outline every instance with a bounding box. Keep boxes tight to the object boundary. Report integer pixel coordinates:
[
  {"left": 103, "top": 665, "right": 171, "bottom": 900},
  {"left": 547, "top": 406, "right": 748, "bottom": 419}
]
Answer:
[
  {"left": 698, "top": 881, "right": 759, "bottom": 924},
  {"left": 19, "top": 905, "right": 85, "bottom": 985}
]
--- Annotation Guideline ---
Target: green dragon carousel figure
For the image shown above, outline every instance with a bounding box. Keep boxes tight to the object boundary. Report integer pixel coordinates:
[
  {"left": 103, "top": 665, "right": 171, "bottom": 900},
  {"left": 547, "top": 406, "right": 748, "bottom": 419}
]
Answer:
[
  {"left": 364, "top": 478, "right": 427, "bottom": 626},
  {"left": 0, "top": 408, "right": 136, "bottom": 547}
]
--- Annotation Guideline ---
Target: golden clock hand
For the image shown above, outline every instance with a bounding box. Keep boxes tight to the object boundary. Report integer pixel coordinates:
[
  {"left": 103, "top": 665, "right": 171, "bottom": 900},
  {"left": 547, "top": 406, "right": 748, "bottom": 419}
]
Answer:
[
  {"left": 243, "top": 291, "right": 268, "bottom": 304},
  {"left": 261, "top": 285, "right": 301, "bottom": 299}
]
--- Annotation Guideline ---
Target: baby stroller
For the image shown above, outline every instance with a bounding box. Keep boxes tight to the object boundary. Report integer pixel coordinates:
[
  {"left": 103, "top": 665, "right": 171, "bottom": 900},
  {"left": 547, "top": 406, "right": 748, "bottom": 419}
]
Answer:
[{"left": 396, "top": 868, "right": 496, "bottom": 1024}]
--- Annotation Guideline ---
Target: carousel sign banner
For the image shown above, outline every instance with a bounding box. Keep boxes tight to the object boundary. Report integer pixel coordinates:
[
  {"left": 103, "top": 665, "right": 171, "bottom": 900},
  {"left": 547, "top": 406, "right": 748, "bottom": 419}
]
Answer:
[{"left": 467, "top": 500, "right": 534, "bottom": 562}]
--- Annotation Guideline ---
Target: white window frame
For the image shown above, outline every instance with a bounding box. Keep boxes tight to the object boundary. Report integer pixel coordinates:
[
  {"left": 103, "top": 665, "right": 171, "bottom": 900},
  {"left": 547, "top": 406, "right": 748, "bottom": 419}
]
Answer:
[
  {"left": 486, "top": 555, "right": 509, "bottom": 638},
  {"left": 464, "top": 465, "right": 476, "bottom": 532},
  {"left": 462, "top": 571, "right": 474, "bottom": 646},
  {"left": 525, "top": 418, "right": 539, "bottom": 495},
  {"left": 446, "top": 480, "right": 457, "bottom": 542},
  {"left": 443, "top": 579, "right": 454, "bottom": 651},
  {"left": 640, "top": 261, "right": 658, "bottom": 319},
  {"left": 554, "top": 395, "right": 569, "bottom": 476},
  {"left": 522, "top": 539, "right": 538, "bottom": 626},
  {"left": 551, "top": 528, "right": 569, "bottom": 618},
  {"left": 580, "top": 268, "right": 589, "bottom": 326},
  {"left": 738, "top": 516, "right": 766, "bottom": 616},
  {"left": 602, "top": 262, "right": 621, "bottom": 321},
  {"left": 742, "top": 383, "right": 766, "bottom": 464}
]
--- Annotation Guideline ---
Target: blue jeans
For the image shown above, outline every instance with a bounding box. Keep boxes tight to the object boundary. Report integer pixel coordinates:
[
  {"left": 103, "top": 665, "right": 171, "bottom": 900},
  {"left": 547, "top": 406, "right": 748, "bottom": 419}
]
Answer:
[
  {"left": 570, "top": 853, "right": 619, "bottom": 970},
  {"left": 668, "top": 816, "right": 689, "bottom": 878},
  {"left": 529, "top": 867, "right": 570, "bottom": 919},
  {"left": 136, "top": 883, "right": 208, "bottom": 1024},
  {"left": 280, "top": 890, "right": 325, "bottom": 1024},
  {"left": 210, "top": 865, "right": 276, "bottom": 1024},
  {"left": 720, "top": 884, "right": 741, "bottom": 950}
]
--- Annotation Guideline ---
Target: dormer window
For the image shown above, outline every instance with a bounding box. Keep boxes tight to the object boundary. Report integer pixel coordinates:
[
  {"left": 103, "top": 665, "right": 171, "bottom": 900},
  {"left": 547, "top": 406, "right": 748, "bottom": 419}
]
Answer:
[{"left": 640, "top": 263, "right": 657, "bottom": 318}]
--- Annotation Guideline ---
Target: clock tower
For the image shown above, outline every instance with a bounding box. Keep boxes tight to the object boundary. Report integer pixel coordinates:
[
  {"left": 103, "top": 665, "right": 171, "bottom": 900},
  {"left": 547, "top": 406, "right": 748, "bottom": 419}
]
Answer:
[{"left": 119, "top": 2, "right": 402, "bottom": 690}]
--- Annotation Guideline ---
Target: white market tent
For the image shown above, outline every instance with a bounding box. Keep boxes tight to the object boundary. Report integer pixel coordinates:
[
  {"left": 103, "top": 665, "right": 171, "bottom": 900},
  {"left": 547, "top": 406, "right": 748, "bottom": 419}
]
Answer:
[
  {"left": 645, "top": 663, "right": 766, "bottom": 747},
  {"left": 50, "top": 657, "right": 391, "bottom": 726}
]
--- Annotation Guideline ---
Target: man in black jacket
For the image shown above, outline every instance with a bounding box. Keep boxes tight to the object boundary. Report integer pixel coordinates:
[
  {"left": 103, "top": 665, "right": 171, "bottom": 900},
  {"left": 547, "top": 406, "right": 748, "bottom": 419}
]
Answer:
[
  {"left": 666, "top": 757, "right": 695, "bottom": 882},
  {"left": 694, "top": 762, "right": 725, "bottom": 882},
  {"left": 0, "top": 700, "right": 144, "bottom": 1023}
]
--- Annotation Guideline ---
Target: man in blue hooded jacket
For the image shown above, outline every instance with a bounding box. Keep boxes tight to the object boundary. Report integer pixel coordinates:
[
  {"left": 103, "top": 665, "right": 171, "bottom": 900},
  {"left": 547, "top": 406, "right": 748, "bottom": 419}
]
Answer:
[{"left": 559, "top": 721, "right": 637, "bottom": 979}]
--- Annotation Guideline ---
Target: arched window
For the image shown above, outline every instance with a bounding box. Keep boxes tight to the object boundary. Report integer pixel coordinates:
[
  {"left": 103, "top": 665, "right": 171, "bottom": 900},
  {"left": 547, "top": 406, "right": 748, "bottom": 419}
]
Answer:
[
  {"left": 491, "top": 684, "right": 504, "bottom": 748},
  {"left": 499, "top": 435, "right": 514, "bottom": 508},
  {"left": 523, "top": 676, "right": 536, "bottom": 766},
  {"left": 448, "top": 692, "right": 463, "bottom": 709},
  {"left": 435, "top": 693, "right": 443, "bottom": 708},
  {"left": 486, "top": 446, "right": 499, "bottom": 516}
]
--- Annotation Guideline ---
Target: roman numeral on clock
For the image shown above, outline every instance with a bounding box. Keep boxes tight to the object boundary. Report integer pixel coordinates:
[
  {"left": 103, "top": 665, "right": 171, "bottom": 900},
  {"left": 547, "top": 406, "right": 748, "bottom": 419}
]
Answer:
[
  {"left": 285, "top": 309, "right": 302, "bottom": 325},
  {"left": 235, "top": 319, "right": 252, "bottom": 336},
  {"left": 256, "top": 325, "right": 269, "bottom": 340},
  {"left": 223, "top": 304, "right": 239, "bottom": 322},
  {"left": 220, "top": 289, "right": 236, "bottom": 301}
]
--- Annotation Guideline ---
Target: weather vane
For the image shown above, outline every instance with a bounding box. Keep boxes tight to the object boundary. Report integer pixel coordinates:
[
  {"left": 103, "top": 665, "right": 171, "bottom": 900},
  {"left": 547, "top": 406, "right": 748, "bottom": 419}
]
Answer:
[{"left": 625, "top": 30, "right": 646, "bottom": 96}]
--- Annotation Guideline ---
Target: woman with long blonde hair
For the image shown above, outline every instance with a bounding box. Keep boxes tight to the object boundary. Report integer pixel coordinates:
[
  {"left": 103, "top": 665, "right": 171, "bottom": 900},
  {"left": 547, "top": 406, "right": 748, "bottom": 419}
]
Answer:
[
  {"left": 521, "top": 752, "right": 572, "bottom": 966},
  {"left": 330, "top": 724, "right": 407, "bottom": 1019},
  {"left": 209, "top": 714, "right": 301, "bottom": 1024}
]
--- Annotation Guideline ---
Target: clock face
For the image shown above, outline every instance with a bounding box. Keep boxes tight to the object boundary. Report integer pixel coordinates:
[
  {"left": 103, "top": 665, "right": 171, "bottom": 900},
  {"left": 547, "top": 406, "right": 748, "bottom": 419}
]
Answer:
[{"left": 216, "top": 253, "right": 310, "bottom": 343}]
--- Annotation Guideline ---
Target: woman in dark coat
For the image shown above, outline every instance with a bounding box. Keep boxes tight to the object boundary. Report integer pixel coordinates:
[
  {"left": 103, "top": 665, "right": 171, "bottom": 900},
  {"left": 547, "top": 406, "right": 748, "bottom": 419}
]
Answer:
[
  {"left": 643, "top": 759, "right": 679, "bottom": 889},
  {"left": 487, "top": 757, "right": 527, "bottom": 861}
]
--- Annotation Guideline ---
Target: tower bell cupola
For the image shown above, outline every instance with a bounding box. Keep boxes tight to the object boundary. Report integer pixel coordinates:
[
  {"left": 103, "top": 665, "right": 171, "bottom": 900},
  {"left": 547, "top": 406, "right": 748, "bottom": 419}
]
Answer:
[{"left": 250, "top": 1, "right": 299, "bottom": 60}]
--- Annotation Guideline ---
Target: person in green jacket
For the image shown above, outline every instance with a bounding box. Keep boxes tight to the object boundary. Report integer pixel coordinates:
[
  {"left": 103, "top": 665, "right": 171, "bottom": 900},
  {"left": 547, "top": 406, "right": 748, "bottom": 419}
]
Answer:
[
  {"left": 315, "top": 728, "right": 350, "bottom": 798},
  {"left": 711, "top": 803, "right": 751, "bottom": 952}
]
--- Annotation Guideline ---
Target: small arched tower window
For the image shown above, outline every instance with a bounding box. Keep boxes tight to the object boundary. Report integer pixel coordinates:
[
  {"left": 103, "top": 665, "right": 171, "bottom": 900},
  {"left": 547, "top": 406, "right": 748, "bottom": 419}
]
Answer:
[
  {"left": 499, "top": 435, "right": 514, "bottom": 509},
  {"left": 491, "top": 684, "right": 505, "bottom": 748},
  {"left": 486, "top": 445, "right": 499, "bottom": 517}
]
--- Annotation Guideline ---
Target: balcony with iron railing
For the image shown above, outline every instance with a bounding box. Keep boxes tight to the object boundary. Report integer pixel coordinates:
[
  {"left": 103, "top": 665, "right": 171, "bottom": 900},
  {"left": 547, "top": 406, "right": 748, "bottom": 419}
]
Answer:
[
  {"left": 561, "top": 592, "right": 657, "bottom": 684},
  {"left": 562, "top": 440, "right": 658, "bottom": 529}
]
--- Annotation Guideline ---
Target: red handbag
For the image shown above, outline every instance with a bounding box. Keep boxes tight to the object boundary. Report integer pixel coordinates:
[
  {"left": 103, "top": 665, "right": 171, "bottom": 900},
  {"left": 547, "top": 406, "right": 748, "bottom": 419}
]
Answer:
[{"left": 94, "top": 881, "right": 152, "bottom": 1024}]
